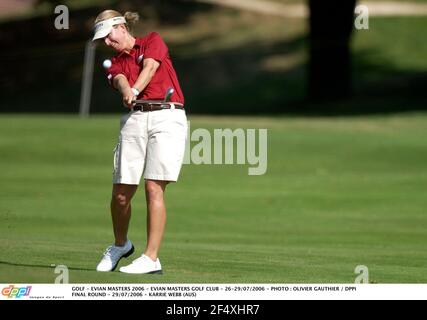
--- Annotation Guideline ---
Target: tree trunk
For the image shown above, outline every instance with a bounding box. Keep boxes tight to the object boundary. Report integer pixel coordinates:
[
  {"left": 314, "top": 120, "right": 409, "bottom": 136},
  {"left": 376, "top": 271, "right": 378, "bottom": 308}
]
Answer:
[{"left": 308, "top": 0, "right": 356, "bottom": 101}]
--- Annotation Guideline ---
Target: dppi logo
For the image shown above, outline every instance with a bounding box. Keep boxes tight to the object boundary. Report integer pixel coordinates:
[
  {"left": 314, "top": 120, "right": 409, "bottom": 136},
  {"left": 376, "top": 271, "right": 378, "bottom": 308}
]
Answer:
[{"left": 1, "top": 285, "right": 32, "bottom": 298}]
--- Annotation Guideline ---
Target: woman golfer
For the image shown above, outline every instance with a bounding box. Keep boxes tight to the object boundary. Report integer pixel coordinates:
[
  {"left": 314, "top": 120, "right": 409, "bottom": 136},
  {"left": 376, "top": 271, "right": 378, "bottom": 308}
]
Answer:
[{"left": 93, "top": 10, "right": 187, "bottom": 274}]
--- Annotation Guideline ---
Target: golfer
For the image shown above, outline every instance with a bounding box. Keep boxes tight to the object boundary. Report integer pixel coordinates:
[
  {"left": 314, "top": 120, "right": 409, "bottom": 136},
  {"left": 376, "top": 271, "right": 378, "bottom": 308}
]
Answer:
[{"left": 93, "top": 10, "right": 187, "bottom": 274}]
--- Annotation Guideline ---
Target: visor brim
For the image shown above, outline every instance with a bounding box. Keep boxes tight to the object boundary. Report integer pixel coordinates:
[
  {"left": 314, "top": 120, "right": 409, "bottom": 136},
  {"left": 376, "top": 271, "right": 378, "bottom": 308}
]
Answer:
[{"left": 92, "top": 26, "right": 112, "bottom": 41}]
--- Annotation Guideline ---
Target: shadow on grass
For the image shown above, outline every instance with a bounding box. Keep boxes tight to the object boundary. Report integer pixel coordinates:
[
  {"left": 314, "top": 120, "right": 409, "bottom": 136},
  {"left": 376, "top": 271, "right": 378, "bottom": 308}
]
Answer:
[{"left": 0, "top": 260, "right": 95, "bottom": 272}]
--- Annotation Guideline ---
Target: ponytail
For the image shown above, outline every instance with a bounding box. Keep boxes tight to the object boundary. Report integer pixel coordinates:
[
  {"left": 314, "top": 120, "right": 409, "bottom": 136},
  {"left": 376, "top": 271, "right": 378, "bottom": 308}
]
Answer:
[{"left": 124, "top": 12, "right": 139, "bottom": 32}]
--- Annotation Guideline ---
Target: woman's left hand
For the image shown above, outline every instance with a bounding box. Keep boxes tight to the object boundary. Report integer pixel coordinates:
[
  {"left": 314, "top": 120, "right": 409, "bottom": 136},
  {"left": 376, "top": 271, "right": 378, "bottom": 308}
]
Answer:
[{"left": 122, "top": 88, "right": 136, "bottom": 108}]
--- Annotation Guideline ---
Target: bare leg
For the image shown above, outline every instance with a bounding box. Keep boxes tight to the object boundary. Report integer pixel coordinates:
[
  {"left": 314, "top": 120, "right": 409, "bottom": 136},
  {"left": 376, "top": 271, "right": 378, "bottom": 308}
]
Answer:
[
  {"left": 111, "top": 184, "right": 138, "bottom": 246},
  {"left": 144, "top": 180, "right": 168, "bottom": 261}
]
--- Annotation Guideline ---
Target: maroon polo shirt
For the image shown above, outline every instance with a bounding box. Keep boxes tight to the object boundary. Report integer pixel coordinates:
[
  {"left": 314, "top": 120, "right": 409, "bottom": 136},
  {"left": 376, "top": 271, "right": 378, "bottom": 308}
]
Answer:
[{"left": 106, "top": 32, "right": 184, "bottom": 105}]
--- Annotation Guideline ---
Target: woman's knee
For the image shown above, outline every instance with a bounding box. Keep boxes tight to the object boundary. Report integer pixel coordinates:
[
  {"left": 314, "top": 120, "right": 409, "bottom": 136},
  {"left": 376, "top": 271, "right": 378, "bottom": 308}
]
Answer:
[
  {"left": 111, "top": 184, "right": 137, "bottom": 207},
  {"left": 112, "top": 193, "right": 130, "bottom": 207},
  {"left": 145, "top": 180, "right": 167, "bottom": 200}
]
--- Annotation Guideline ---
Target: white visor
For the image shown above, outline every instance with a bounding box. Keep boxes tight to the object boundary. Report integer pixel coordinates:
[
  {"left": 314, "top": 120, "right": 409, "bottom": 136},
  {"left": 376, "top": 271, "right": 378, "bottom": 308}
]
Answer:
[{"left": 92, "top": 16, "right": 126, "bottom": 41}]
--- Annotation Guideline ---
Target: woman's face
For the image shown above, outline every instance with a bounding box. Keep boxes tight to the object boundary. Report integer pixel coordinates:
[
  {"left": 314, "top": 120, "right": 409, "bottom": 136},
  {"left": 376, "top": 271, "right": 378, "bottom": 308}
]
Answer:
[{"left": 103, "top": 24, "right": 128, "bottom": 52}]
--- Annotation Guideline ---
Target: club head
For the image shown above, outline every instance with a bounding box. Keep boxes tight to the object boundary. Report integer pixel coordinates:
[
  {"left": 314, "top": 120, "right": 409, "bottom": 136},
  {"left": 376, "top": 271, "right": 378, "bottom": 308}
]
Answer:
[{"left": 164, "top": 87, "right": 174, "bottom": 102}]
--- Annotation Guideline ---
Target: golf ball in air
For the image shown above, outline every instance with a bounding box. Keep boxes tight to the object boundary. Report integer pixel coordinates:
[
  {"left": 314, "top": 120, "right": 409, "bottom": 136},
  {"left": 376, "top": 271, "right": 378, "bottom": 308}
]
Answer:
[{"left": 103, "top": 59, "right": 112, "bottom": 69}]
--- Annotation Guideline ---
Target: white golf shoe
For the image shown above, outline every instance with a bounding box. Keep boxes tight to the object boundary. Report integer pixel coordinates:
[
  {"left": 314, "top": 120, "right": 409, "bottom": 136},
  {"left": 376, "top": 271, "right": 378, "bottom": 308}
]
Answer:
[
  {"left": 119, "top": 254, "right": 163, "bottom": 274},
  {"left": 96, "top": 240, "right": 134, "bottom": 272}
]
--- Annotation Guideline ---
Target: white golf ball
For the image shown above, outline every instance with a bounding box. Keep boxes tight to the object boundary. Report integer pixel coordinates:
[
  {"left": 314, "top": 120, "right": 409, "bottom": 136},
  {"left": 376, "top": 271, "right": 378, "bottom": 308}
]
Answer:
[{"left": 103, "top": 59, "right": 112, "bottom": 69}]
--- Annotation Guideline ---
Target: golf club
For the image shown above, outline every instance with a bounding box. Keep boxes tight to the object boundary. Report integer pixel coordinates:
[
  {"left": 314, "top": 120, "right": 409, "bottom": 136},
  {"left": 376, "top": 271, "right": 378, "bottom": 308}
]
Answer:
[{"left": 163, "top": 87, "right": 174, "bottom": 102}]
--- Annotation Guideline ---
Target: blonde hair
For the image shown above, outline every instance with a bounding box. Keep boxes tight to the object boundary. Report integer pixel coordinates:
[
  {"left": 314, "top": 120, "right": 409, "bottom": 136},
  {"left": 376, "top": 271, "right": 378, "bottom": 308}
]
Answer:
[{"left": 94, "top": 10, "right": 139, "bottom": 32}]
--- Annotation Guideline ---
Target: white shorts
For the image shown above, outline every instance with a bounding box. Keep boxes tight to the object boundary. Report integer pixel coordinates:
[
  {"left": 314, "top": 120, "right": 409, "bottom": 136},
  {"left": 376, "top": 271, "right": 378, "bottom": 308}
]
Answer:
[{"left": 112, "top": 108, "right": 188, "bottom": 185}]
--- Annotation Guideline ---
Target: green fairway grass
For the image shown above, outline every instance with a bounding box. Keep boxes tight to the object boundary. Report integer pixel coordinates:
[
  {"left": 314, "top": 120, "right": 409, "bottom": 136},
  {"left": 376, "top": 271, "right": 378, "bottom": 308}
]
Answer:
[{"left": 1, "top": 113, "right": 427, "bottom": 283}]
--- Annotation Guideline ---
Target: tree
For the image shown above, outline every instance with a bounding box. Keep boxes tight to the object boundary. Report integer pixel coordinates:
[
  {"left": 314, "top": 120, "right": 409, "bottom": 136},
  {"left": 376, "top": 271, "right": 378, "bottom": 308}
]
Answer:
[{"left": 308, "top": 0, "right": 356, "bottom": 101}]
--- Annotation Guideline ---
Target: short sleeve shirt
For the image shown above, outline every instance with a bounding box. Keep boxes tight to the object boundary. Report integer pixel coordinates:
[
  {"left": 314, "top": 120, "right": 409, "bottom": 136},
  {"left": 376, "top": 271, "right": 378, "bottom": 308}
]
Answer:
[{"left": 106, "top": 32, "right": 184, "bottom": 104}]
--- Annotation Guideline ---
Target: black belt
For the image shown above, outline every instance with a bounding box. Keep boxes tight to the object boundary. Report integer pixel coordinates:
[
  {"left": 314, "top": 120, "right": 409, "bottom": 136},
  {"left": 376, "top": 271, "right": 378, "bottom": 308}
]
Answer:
[{"left": 132, "top": 103, "right": 184, "bottom": 112}]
